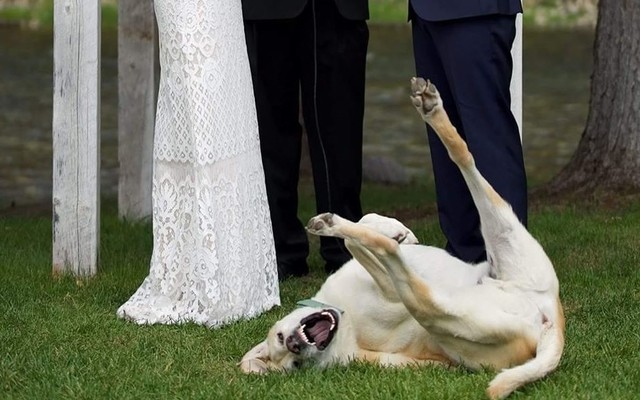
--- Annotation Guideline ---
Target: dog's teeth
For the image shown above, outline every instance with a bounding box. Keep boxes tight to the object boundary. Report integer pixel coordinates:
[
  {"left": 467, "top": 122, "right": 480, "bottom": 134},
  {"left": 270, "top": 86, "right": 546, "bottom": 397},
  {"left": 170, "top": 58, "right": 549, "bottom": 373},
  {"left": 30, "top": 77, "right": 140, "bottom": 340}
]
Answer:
[
  {"left": 297, "top": 326, "right": 306, "bottom": 340},
  {"left": 322, "top": 311, "right": 336, "bottom": 324},
  {"left": 297, "top": 325, "right": 314, "bottom": 345}
]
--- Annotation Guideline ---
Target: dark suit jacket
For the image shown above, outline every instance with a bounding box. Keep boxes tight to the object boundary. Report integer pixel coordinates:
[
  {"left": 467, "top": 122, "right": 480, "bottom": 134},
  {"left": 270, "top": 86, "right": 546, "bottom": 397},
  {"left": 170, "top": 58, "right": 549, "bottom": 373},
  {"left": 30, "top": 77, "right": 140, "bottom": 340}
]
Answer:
[
  {"left": 242, "top": 0, "right": 369, "bottom": 21},
  {"left": 410, "top": 0, "right": 522, "bottom": 21}
]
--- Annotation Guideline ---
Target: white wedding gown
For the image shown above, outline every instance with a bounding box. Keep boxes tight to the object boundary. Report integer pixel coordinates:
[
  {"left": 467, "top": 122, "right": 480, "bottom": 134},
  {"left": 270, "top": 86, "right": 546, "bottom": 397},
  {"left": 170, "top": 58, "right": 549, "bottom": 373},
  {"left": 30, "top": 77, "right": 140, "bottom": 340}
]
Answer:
[{"left": 117, "top": 0, "right": 280, "bottom": 327}]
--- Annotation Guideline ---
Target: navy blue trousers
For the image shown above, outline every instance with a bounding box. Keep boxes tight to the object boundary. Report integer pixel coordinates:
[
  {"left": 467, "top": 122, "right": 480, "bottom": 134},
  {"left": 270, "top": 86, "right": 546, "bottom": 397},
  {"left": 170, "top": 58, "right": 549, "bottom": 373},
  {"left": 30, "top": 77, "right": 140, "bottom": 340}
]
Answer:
[{"left": 411, "top": 12, "right": 528, "bottom": 263}]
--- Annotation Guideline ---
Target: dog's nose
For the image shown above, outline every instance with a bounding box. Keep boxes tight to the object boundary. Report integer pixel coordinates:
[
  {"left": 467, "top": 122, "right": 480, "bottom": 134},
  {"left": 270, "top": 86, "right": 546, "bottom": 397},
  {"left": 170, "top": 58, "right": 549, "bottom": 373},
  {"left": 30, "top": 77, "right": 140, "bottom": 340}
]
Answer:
[{"left": 286, "top": 335, "right": 301, "bottom": 354}]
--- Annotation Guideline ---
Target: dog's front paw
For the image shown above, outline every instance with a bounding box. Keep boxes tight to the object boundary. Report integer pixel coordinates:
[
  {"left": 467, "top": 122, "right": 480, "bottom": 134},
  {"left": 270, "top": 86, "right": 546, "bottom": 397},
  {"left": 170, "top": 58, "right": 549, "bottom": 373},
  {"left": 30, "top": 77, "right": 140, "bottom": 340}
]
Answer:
[
  {"left": 239, "top": 358, "right": 269, "bottom": 374},
  {"left": 358, "top": 213, "right": 419, "bottom": 244},
  {"left": 306, "top": 213, "right": 338, "bottom": 237},
  {"left": 410, "top": 77, "right": 442, "bottom": 119}
]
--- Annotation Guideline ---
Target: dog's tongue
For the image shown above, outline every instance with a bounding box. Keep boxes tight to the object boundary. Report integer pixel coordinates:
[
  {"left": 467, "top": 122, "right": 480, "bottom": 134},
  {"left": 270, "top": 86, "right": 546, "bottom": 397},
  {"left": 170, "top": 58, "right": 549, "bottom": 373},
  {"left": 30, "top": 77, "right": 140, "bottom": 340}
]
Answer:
[{"left": 307, "top": 320, "right": 331, "bottom": 344}]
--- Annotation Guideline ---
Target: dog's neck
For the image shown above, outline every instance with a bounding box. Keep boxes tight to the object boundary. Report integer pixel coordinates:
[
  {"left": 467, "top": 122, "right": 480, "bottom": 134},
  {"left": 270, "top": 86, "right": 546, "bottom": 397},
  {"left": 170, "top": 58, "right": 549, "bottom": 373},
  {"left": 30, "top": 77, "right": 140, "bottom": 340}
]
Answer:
[
  {"left": 321, "top": 315, "right": 360, "bottom": 367},
  {"left": 296, "top": 298, "right": 344, "bottom": 314},
  {"left": 307, "top": 297, "right": 360, "bottom": 367}
]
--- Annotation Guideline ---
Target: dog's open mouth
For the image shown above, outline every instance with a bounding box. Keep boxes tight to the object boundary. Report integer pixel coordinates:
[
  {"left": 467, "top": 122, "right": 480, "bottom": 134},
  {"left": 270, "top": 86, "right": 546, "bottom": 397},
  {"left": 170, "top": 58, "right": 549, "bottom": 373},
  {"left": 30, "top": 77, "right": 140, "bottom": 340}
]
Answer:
[{"left": 296, "top": 309, "right": 339, "bottom": 351}]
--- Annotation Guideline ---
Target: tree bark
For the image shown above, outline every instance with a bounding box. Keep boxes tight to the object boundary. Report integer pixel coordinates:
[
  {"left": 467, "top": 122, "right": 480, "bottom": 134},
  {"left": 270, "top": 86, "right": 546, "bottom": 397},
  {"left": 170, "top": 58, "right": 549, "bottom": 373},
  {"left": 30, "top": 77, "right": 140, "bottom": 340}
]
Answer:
[{"left": 544, "top": 0, "right": 640, "bottom": 195}]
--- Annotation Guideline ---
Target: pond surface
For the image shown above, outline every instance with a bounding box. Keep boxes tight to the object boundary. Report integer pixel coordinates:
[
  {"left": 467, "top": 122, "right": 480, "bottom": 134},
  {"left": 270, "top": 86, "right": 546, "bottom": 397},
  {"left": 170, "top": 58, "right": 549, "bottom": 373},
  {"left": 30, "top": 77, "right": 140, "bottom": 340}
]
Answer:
[
  {"left": 364, "top": 24, "right": 594, "bottom": 184},
  {"left": 0, "top": 24, "right": 594, "bottom": 211}
]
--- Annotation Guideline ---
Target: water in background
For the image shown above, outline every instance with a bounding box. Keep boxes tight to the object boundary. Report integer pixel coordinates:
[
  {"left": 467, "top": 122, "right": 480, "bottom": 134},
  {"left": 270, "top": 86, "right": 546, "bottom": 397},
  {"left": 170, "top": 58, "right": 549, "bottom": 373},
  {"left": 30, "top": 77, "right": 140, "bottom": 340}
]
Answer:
[
  {"left": 0, "top": 25, "right": 594, "bottom": 211},
  {"left": 363, "top": 25, "right": 594, "bottom": 184}
]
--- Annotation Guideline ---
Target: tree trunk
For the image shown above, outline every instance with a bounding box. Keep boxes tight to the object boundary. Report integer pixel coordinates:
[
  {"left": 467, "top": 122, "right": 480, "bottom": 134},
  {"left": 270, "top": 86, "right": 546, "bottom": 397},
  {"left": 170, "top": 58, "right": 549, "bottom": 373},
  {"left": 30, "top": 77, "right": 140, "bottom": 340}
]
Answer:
[{"left": 544, "top": 0, "right": 640, "bottom": 195}]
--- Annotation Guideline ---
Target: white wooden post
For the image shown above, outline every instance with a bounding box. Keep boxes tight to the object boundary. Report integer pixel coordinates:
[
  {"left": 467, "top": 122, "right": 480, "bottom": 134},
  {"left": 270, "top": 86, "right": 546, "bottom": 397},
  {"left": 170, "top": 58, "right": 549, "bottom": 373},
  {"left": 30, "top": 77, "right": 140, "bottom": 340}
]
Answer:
[
  {"left": 52, "top": 0, "right": 101, "bottom": 277},
  {"left": 117, "top": 0, "right": 156, "bottom": 220},
  {"left": 511, "top": 9, "right": 523, "bottom": 137}
]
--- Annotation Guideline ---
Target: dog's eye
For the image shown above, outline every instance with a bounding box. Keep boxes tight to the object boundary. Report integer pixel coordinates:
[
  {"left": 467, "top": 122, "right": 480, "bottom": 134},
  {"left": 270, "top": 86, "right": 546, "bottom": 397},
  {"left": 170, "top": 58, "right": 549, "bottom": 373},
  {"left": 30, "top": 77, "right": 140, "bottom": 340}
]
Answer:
[{"left": 277, "top": 332, "right": 284, "bottom": 345}]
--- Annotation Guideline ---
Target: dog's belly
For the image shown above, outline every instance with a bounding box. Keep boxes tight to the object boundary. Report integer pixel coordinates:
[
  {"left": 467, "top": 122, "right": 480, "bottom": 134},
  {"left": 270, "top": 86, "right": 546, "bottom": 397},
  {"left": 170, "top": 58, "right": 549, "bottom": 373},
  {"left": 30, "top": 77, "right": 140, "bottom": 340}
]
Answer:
[
  {"left": 355, "top": 316, "right": 450, "bottom": 361},
  {"left": 315, "top": 249, "right": 541, "bottom": 369},
  {"left": 400, "top": 245, "right": 490, "bottom": 287},
  {"left": 436, "top": 333, "right": 537, "bottom": 370},
  {"left": 318, "top": 258, "right": 454, "bottom": 364}
]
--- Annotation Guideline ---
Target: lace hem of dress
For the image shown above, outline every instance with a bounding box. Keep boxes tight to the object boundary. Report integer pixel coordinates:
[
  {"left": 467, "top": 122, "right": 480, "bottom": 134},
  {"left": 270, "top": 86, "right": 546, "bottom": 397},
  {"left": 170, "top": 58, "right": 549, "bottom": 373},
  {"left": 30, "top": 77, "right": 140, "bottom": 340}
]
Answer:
[{"left": 117, "top": 150, "right": 280, "bottom": 327}]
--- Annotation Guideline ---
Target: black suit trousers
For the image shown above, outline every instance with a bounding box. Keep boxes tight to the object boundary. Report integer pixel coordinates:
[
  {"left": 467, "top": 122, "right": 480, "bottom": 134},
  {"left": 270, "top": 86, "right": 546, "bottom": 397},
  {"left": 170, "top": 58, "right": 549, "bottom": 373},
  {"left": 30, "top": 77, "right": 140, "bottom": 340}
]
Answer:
[
  {"left": 411, "top": 11, "right": 528, "bottom": 263},
  {"left": 244, "top": 0, "right": 369, "bottom": 274}
]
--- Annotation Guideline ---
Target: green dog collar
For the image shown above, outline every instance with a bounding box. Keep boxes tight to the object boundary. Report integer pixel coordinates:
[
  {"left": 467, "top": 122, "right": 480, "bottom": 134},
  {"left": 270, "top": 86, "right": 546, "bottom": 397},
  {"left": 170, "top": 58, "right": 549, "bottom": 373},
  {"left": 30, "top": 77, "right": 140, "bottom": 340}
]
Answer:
[{"left": 296, "top": 298, "right": 344, "bottom": 314}]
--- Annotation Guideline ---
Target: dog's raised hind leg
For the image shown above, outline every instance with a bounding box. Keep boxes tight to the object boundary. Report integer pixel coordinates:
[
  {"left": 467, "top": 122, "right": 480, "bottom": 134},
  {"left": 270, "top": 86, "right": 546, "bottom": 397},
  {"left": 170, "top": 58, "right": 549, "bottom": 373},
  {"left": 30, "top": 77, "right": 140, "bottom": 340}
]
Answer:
[
  {"left": 410, "top": 78, "right": 527, "bottom": 279},
  {"left": 410, "top": 78, "right": 510, "bottom": 214}
]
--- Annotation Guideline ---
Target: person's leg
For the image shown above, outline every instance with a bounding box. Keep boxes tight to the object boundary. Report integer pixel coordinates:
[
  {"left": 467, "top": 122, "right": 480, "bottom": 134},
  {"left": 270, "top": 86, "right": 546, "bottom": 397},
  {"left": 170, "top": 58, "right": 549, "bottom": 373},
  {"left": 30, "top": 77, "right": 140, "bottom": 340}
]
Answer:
[
  {"left": 244, "top": 19, "right": 309, "bottom": 278},
  {"left": 427, "top": 15, "right": 527, "bottom": 227},
  {"left": 411, "top": 13, "right": 486, "bottom": 263},
  {"left": 412, "top": 13, "right": 527, "bottom": 263},
  {"left": 298, "top": 0, "right": 368, "bottom": 273}
]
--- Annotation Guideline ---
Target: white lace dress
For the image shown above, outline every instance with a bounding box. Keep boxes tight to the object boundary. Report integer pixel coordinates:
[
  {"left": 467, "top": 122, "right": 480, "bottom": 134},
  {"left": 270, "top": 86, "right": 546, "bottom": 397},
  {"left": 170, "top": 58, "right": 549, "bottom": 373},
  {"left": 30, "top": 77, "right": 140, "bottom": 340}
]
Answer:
[{"left": 117, "top": 0, "right": 280, "bottom": 327}]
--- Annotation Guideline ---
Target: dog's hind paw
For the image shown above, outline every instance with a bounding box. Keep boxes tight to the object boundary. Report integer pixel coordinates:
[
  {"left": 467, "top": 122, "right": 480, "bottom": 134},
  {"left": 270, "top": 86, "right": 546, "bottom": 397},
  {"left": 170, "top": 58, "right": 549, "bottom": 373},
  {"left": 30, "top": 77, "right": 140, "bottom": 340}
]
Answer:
[{"left": 410, "top": 77, "right": 442, "bottom": 120}]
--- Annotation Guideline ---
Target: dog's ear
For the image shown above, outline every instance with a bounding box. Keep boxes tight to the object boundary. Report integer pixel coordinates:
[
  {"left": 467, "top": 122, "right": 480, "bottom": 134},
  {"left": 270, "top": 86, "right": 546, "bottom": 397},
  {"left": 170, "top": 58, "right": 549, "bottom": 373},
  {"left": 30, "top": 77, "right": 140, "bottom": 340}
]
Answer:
[{"left": 239, "top": 341, "right": 270, "bottom": 374}]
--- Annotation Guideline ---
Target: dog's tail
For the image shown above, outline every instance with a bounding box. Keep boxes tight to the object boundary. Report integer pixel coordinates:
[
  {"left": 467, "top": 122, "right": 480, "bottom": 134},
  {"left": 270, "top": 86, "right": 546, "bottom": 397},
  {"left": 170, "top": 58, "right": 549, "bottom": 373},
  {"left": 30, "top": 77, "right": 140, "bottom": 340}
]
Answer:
[{"left": 486, "top": 317, "right": 565, "bottom": 399}]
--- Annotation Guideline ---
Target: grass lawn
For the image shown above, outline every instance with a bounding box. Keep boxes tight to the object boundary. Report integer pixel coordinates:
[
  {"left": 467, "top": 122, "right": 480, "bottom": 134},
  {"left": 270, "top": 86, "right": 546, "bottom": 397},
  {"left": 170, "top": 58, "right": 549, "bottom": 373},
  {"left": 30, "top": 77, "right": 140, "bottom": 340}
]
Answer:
[{"left": 1, "top": 182, "right": 640, "bottom": 399}]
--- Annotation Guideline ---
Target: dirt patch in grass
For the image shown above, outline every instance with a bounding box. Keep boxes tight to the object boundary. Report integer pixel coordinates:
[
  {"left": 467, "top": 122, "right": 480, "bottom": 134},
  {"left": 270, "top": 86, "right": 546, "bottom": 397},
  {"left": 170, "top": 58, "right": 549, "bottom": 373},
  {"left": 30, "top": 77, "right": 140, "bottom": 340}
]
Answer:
[{"left": 0, "top": 201, "right": 51, "bottom": 217}]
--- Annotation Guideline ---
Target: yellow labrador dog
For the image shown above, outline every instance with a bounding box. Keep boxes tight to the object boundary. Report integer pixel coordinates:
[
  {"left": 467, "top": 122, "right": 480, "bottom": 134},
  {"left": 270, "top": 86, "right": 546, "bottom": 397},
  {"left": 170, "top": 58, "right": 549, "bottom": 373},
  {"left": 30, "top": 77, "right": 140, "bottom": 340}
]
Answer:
[{"left": 240, "top": 78, "right": 565, "bottom": 399}]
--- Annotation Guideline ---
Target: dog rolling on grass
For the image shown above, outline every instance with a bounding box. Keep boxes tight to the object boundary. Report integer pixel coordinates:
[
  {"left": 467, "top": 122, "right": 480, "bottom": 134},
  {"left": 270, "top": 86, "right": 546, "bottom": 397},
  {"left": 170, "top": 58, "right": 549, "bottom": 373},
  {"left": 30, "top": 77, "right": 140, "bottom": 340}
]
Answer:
[{"left": 240, "top": 78, "right": 565, "bottom": 399}]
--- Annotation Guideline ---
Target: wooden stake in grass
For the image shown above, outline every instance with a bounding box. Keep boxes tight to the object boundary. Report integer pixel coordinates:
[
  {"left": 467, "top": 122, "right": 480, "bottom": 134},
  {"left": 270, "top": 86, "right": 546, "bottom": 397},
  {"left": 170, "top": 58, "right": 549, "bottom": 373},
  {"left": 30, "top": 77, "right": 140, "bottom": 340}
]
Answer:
[{"left": 52, "top": 0, "right": 101, "bottom": 277}]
